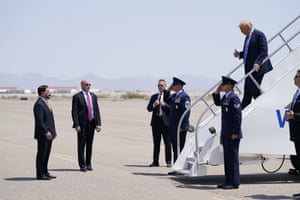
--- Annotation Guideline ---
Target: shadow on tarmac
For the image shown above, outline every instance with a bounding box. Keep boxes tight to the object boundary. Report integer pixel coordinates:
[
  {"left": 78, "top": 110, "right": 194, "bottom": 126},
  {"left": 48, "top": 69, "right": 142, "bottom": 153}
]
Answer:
[
  {"left": 170, "top": 173, "right": 298, "bottom": 199},
  {"left": 125, "top": 164, "right": 170, "bottom": 177},
  {"left": 124, "top": 164, "right": 150, "bottom": 168},
  {"left": 49, "top": 168, "right": 80, "bottom": 172},
  {"left": 244, "top": 194, "right": 292, "bottom": 199},
  {"left": 3, "top": 168, "right": 79, "bottom": 182},
  {"left": 170, "top": 173, "right": 300, "bottom": 186},
  {"left": 4, "top": 177, "right": 36, "bottom": 181},
  {"left": 132, "top": 172, "right": 169, "bottom": 177}
]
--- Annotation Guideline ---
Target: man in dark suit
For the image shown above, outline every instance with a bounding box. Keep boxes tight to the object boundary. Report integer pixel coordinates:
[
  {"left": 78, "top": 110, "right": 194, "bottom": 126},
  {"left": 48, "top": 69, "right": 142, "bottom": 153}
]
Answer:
[
  {"left": 234, "top": 20, "right": 273, "bottom": 109},
  {"left": 72, "top": 80, "right": 102, "bottom": 172},
  {"left": 33, "top": 85, "right": 57, "bottom": 180},
  {"left": 285, "top": 70, "right": 300, "bottom": 175},
  {"left": 167, "top": 77, "right": 191, "bottom": 163},
  {"left": 213, "top": 76, "right": 242, "bottom": 189},
  {"left": 147, "top": 79, "right": 172, "bottom": 167}
]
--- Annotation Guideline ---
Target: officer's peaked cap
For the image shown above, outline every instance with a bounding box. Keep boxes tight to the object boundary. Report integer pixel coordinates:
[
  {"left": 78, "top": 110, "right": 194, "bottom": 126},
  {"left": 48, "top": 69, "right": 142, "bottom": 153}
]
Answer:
[
  {"left": 221, "top": 76, "right": 237, "bottom": 86},
  {"left": 172, "top": 77, "right": 186, "bottom": 86}
]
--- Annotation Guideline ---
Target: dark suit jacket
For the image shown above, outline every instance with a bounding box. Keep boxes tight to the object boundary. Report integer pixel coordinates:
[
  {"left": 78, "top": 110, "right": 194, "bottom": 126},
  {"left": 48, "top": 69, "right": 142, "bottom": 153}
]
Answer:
[
  {"left": 240, "top": 29, "right": 273, "bottom": 75},
  {"left": 289, "top": 94, "right": 300, "bottom": 142},
  {"left": 72, "top": 91, "right": 101, "bottom": 129},
  {"left": 212, "top": 91, "right": 242, "bottom": 139},
  {"left": 34, "top": 97, "right": 56, "bottom": 140},
  {"left": 147, "top": 90, "right": 170, "bottom": 126}
]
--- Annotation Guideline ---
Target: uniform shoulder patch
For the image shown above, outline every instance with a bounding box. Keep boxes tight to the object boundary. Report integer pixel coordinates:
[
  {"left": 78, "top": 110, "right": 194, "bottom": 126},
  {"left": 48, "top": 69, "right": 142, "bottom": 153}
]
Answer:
[
  {"left": 234, "top": 103, "right": 241, "bottom": 109},
  {"left": 185, "top": 101, "right": 191, "bottom": 109}
]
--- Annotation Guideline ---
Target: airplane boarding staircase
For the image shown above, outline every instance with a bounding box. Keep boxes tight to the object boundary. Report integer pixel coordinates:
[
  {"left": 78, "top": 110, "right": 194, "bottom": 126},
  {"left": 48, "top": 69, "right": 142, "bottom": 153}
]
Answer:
[{"left": 173, "top": 15, "right": 300, "bottom": 177}]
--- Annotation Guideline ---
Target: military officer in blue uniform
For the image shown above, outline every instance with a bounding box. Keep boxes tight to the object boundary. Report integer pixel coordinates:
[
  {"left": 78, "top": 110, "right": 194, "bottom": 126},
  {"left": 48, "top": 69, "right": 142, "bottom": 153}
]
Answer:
[
  {"left": 167, "top": 77, "right": 191, "bottom": 163},
  {"left": 212, "top": 76, "right": 242, "bottom": 189}
]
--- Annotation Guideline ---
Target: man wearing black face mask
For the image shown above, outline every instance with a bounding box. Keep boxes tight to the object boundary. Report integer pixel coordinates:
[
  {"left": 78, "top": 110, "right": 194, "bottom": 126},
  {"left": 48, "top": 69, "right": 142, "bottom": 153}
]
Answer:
[{"left": 33, "top": 85, "right": 57, "bottom": 180}]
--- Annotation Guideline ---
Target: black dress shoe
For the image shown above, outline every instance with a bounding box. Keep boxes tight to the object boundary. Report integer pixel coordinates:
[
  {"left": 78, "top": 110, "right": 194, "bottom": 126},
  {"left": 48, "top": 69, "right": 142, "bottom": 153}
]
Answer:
[
  {"left": 80, "top": 167, "right": 87, "bottom": 172},
  {"left": 149, "top": 163, "right": 159, "bottom": 167},
  {"left": 45, "top": 173, "right": 56, "bottom": 179},
  {"left": 37, "top": 175, "right": 50, "bottom": 180},
  {"left": 217, "top": 183, "right": 225, "bottom": 188},
  {"left": 222, "top": 185, "right": 239, "bottom": 189},
  {"left": 293, "top": 193, "right": 300, "bottom": 199},
  {"left": 87, "top": 165, "right": 93, "bottom": 171},
  {"left": 167, "top": 171, "right": 177, "bottom": 175},
  {"left": 289, "top": 168, "right": 300, "bottom": 175}
]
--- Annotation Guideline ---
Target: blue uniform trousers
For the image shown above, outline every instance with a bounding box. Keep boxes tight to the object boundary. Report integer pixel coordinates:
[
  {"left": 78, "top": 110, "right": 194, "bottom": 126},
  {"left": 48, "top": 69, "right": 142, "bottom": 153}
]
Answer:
[{"left": 222, "top": 136, "right": 240, "bottom": 186}]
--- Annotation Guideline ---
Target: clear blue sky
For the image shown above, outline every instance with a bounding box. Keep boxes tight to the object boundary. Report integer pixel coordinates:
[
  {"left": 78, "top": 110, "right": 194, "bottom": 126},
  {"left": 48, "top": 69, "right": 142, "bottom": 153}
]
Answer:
[{"left": 0, "top": 0, "right": 299, "bottom": 80}]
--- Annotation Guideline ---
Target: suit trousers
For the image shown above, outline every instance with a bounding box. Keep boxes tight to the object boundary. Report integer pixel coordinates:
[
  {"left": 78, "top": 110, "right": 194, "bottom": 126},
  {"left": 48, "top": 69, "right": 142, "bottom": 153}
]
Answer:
[
  {"left": 36, "top": 139, "right": 52, "bottom": 177},
  {"left": 222, "top": 137, "right": 240, "bottom": 186},
  {"left": 77, "top": 120, "right": 95, "bottom": 168},
  {"left": 242, "top": 73, "right": 264, "bottom": 109},
  {"left": 291, "top": 141, "right": 300, "bottom": 171},
  {"left": 151, "top": 117, "right": 171, "bottom": 164}
]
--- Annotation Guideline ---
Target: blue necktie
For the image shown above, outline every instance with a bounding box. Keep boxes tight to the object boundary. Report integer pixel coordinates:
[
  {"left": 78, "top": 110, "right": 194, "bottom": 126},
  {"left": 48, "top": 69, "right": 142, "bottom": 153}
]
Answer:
[
  {"left": 244, "top": 35, "right": 250, "bottom": 61},
  {"left": 292, "top": 89, "right": 300, "bottom": 109}
]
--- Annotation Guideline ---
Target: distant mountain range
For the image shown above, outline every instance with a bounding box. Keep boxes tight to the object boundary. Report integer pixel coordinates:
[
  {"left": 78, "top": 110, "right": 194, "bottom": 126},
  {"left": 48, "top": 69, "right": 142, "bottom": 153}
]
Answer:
[{"left": 0, "top": 73, "right": 217, "bottom": 92}]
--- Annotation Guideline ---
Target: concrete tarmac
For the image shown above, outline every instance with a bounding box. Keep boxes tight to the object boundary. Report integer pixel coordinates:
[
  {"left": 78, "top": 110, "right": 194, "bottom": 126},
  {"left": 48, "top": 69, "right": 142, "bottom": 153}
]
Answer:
[{"left": 0, "top": 98, "right": 299, "bottom": 200}]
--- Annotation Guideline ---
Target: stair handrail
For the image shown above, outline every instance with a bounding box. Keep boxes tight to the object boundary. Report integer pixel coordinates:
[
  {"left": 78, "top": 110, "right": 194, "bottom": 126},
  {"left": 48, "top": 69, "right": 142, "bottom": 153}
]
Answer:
[
  {"left": 267, "top": 14, "right": 299, "bottom": 52},
  {"left": 176, "top": 15, "right": 300, "bottom": 156}
]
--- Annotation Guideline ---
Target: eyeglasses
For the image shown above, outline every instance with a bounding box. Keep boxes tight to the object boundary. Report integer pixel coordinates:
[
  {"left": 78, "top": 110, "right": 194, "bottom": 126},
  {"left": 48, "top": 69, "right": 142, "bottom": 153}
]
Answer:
[
  {"left": 85, "top": 83, "right": 91, "bottom": 86},
  {"left": 295, "top": 75, "right": 300, "bottom": 79},
  {"left": 157, "top": 84, "right": 164, "bottom": 87}
]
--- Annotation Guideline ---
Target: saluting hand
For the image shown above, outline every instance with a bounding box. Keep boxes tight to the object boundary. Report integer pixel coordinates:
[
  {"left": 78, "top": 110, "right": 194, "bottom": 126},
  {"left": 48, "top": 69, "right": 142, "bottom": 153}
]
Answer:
[{"left": 215, "top": 85, "right": 222, "bottom": 93}]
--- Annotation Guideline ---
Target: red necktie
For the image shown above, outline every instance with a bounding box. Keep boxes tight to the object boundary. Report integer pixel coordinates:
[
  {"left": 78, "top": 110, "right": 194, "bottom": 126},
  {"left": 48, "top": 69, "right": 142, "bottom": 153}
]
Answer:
[{"left": 86, "top": 93, "right": 93, "bottom": 121}]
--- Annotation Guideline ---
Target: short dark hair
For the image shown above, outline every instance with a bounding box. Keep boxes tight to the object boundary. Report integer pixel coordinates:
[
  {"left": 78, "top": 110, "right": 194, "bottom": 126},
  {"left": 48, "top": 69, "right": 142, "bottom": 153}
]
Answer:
[{"left": 37, "top": 85, "right": 48, "bottom": 96}]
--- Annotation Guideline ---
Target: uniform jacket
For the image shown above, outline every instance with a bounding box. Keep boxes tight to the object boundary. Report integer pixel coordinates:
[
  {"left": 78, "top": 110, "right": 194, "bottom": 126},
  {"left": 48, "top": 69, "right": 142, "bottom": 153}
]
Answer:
[
  {"left": 34, "top": 97, "right": 56, "bottom": 140},
  {"left": 289, "top": 92, "right": 300, "bottom": 142},
  {"left": 167, "top": 90, "right": 191, "bottom": 132},
  {"left": 147, "top": 90, "right": 170, "bottom": 126},
  {"left": 213, "top": 91, "right": 242, "bottom": 139},
  {"left": 72, "top": 91, "right": 101, "bottom": 128},
  {"left": 240, "top": 29, "right": 273, "bottom": 75}
]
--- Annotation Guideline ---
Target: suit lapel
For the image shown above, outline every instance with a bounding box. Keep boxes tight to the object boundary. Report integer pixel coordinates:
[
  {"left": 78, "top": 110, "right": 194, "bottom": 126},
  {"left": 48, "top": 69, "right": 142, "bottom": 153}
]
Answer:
[
  {"left": 79, "top": 92, "right": 88, "bottom": 108},
  {"left": 39, "top": 98, "right": 53, "bottom": 117},
  {"left": 245, "top": 29, "right": 256, "bottom": 52},
  {"left": 90, "top": 93, "right": 96, "bottom": 108}
]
